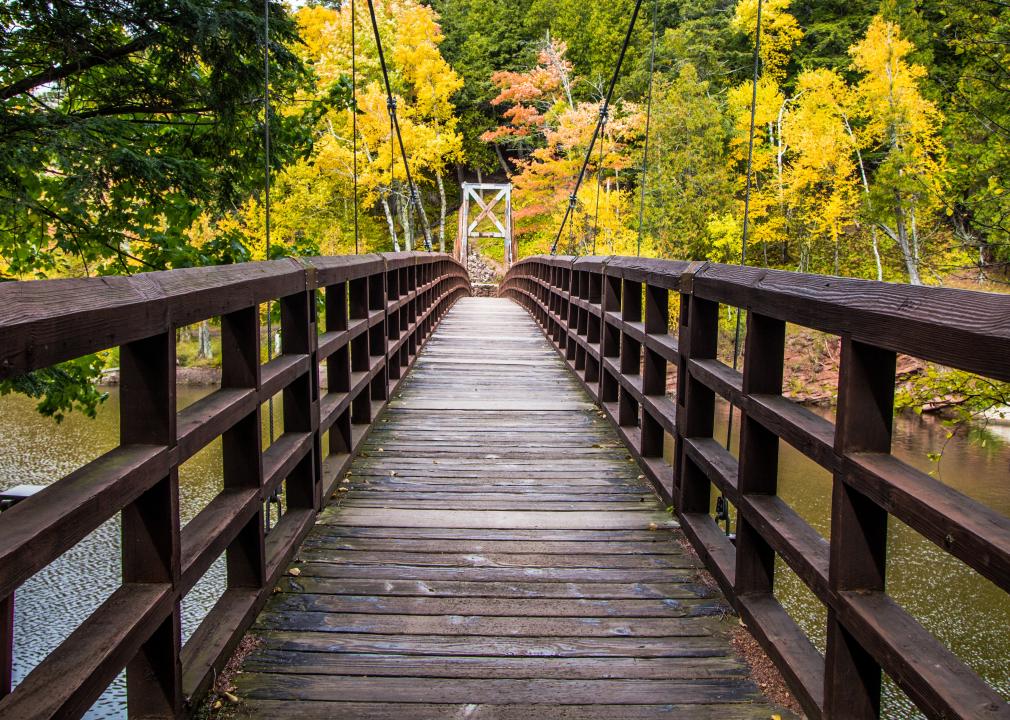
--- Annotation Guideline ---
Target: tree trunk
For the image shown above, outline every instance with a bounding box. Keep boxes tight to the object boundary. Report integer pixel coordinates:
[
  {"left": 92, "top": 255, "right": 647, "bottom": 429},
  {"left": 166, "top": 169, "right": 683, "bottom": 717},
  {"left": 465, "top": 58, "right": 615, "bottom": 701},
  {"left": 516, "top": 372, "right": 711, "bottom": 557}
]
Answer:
[
  {"left": 887, "top": 189, "right": 921, "bottom": 285},
  {"left": 436, "top": 171, "right": 447, "bottom": 252},
  {"left": 399, "top": 187, "right": 413, "bottom": 251},
  {"left": 198, "top": 321, "right": 212, "bottom": 360},
  {"left": 363, "top": 142, "right": 400, "bottom": 252},
  {"left": 844, "top": 116, "right": 883, "bottom": 281},
  {"left": 493, "top": 144, "right": 511, "bottom": 177},
  {"left": 382, "top": 193, "right": 400, "bottom": 252}
]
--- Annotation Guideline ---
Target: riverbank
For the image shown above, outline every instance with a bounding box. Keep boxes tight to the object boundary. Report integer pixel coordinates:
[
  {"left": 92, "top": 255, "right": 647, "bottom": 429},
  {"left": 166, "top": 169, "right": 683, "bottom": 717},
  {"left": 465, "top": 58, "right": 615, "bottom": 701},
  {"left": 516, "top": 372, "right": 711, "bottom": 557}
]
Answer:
[{"left": 778, "top": 326, "right": 925, "bottom": 407}]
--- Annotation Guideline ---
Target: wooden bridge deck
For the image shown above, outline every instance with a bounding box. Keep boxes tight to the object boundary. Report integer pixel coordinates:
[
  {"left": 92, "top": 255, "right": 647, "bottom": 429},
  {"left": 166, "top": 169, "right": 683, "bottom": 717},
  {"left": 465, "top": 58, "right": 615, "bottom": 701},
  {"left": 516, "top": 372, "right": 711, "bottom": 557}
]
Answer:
[{"left": 235, "top": 297, "right": 787, "bottom": 719}]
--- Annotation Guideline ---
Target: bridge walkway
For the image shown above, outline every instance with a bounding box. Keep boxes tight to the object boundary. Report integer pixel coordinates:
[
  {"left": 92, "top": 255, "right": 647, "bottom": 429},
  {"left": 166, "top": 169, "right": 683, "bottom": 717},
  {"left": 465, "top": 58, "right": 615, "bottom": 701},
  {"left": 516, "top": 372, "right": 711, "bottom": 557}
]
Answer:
[{"left": 234, "top": 297, "right": 788, "bottom": 719}]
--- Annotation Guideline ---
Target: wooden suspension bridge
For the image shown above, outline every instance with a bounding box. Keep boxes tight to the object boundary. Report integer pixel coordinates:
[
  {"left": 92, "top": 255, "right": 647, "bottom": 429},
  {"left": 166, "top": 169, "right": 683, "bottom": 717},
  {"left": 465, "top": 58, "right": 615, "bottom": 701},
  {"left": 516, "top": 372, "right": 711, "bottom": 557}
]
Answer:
[{"left": 0, "top": 252, "right": 1008, "bottom": 719}]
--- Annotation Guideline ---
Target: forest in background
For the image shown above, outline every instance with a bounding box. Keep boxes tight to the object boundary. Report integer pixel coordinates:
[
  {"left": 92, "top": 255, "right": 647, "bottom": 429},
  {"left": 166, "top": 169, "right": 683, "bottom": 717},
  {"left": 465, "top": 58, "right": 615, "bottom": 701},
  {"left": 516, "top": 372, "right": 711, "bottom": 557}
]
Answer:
[{"left": 3, "top": 0, "right": 1010, "bottom": 419}]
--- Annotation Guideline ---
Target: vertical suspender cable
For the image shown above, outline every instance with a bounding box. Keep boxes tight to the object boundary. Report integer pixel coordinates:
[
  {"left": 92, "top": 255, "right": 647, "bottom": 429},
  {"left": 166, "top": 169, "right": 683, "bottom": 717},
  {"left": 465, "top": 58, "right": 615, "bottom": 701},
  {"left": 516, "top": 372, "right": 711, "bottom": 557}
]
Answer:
[
  {"left": 738, "top": 0, "right": 762, "bottom": 274},
  {"left": 636, "top": 0, "right": 658, "bottom": 257},
  {"left": 263, "top": 0, "right": 277, "bottom": 529},
  {"left": 352, "top": 0, "right": 360, "bottom": 254},
  {"left": 721, "top": 0, "right": 763, "bottom": 535},
  {"left": 592, "top": 107, "right": 607, "bottom": 255},
  {"left": 263, "top": 0, "right": 274, "bottom": 438},
  {"left": 390, "top": 99, "right": 396, "bottom": 249}
]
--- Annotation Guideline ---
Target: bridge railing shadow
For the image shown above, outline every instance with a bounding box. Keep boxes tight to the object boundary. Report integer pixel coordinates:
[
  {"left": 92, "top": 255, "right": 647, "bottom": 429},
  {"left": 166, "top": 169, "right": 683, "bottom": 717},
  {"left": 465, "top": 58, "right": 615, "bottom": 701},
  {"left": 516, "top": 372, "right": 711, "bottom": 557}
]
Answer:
[
  {"left": 0, "top": 253, "right": 470, "bottom": 717},
  {"left": 502, "top": 255, "right": 1010, "bottom": 720}
]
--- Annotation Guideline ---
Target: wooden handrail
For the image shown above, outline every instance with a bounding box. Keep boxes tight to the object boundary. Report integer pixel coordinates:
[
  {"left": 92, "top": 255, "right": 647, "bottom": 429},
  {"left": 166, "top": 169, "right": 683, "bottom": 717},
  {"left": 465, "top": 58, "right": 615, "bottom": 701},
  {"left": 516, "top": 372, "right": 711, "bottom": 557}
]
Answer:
[
  {"left": 501, "top": 254, "right": 1010, "bottom": 720},
  {"left": 0, "top": 252, "right": 470, "bottom": 717}
]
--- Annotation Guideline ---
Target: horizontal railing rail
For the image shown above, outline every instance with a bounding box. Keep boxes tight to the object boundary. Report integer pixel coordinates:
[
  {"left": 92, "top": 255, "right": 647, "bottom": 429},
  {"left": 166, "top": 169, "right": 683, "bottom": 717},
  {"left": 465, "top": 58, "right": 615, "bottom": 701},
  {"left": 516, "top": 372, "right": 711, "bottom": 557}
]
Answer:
[
  {"left": 0, "top": 252, "right": 470, "bottom": 718},
  {"left": 501, "top": 254, "right": 1010, "bottom": 720}
]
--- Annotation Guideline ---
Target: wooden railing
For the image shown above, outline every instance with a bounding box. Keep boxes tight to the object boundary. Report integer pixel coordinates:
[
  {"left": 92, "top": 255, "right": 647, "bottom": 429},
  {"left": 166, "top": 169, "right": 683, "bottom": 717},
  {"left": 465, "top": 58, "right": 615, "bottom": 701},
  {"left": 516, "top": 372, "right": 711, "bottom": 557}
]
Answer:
[
  {"left": 501, "top": 255, "right": 1010, "bottom": 720},
  {"left": 0, "top": 252, "right": 469, "bottom": 718}
]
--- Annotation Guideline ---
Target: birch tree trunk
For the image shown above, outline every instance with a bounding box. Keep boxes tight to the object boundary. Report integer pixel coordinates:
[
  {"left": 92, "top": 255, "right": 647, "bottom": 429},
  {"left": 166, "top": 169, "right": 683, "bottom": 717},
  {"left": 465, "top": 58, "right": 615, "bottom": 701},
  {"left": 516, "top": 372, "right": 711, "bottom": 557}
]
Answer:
[
  {"left": 198, "top": 321, "right": 212, "bottom": 360},
  {"left": 363, "top": 143, "right": 400, "bottom": 251},
  {"left": 880, "top": 188, "right": 922, "bottom": 285},
  {"left": 436, "top": 171, "right": 447, "bottom": 252},
  {"left": 843, "top": 116, "right": 883, "bottom": 281},
  {"left": 399, "top": 187, "right": 413, "bottom": 251}
]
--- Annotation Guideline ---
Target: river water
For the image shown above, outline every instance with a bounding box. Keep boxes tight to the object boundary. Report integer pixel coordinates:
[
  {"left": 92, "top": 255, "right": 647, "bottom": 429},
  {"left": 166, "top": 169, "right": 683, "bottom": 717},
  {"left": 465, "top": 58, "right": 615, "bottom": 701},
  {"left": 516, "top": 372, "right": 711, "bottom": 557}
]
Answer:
[{"left": 0, "top": 389, "right": 1007, "bottom": 717}]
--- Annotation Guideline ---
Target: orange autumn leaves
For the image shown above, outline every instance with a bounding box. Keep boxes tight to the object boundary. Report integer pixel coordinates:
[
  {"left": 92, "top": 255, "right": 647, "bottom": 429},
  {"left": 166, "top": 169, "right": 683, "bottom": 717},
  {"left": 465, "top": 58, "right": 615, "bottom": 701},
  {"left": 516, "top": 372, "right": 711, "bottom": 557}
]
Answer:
[{"left": 482, "top": 40, "right": 649, "bottom": 255}]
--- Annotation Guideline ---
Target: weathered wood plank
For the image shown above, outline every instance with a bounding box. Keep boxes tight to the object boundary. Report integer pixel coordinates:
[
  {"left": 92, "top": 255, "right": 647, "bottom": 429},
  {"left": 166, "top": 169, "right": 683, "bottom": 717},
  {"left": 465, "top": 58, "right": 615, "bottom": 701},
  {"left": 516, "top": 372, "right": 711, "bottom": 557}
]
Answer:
[
  {"left": 294, "top": 549, "right": 696, "bottom": 569},
  {"left": 241, "top": 651, "right": 747, "bottom": 678},
  {"left": 276, "top": 577, "right": 711, "bottom": 600},
  {"left": 236, "top": 674, "right": 764, "bottom": 705},
  {"left": 236, "top": 700, "right": 775, "bottom": 719},
  {"left": 294, "top": 563, "right": 701, "bottom": 583},
  {"left": 299, "top": 537, "right": 682, "bottom": 555},
  {"left": 266, "top": 594, "right": 724, "bottom": 617},
  {"left": 254, "top": 630, "right": 734, "bottom": 658},
  {"left": 332, "top": 508, "right": 676, "bottom": 530}
]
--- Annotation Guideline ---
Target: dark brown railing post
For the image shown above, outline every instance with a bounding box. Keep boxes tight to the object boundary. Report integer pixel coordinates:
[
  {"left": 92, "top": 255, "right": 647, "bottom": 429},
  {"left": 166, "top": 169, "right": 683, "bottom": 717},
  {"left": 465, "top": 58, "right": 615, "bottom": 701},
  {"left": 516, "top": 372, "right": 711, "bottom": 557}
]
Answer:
[
  {"left": 618, "top": 279, "right": 642, "bottom": 429},
  {"left": 825, "top": 338, "right": 896, "bottom": 718},
  {"left": 641, "top": 283, "right": 668, "bottom": 462},
  {"left": 573, "top": 270, "right": 585, "bottom": 370},
  {"left": 368, "top": 271, "right": 388, "bottom": 407},
  {"left": 386, "top": 268, "right": 401, "bottom": 382},
  {"left": 221, "top": 306, "right": 266, "bottom": 589},
  {"left": 326, "top": 281, "right": 353, "bottom": 458},
  {"left": 585, "top": 269, "right": 602, "bottom": 387},
  {"left": 407, "top": 264, "right": 418, "bottom": 358},
  {"left": 734, "top": 313, "right": 785, "bottom": 595},
  {"left": 120, "top": 332, "right": 182, "bottom": 718},
  {"left": 564, "top": 263, "right": 573, "bottom": 352},
  {"left": 674, "top": 278, "right": 717, "bottom": 515},
  {"left": 349, "top": 277, "right": 371, "bottom": 424},
  {"left": 601, "top": 271, "right": 621, "bottom": 404},
  {"left": 280, "top": 287, "right": 321, "bottom": 512}
]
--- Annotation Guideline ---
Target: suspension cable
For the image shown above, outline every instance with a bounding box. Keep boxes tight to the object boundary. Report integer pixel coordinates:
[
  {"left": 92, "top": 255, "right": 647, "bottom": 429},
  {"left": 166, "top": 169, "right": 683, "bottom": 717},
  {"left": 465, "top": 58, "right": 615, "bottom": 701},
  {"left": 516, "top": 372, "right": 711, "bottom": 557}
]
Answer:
[
  {"left": 592, "top": 105, "right": 607, "bottom": 255},
  {"left": 263, "top": 0, "right": 275, "bottom": 450},
  {"left": 721, "top": 0, "right": 763, "bottom": 536},
  {"left": 262, "top": 0, "right": 277, "bottom": 530},
  {"left": 390, "top": 98, "right": 397, "bottom": 250},
  {"left": 365, "top": 0, "right": 433, "bottom": 251},
  {"left": 636, "top": 0, "right": 658, "bottom": 257},
  {"left": 550, "top": 0, "right": 644, "bottom": 255},
  {"left": 352, "top": 0, "right": 360, "bottom": 254}
]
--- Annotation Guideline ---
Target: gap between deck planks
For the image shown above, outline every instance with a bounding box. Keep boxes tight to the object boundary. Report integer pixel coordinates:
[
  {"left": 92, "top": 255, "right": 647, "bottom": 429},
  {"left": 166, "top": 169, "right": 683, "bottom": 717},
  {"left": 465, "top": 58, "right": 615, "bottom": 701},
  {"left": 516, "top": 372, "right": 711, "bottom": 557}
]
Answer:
[{"left": 235, "top": 297, "right": 792, "bottom": 720}]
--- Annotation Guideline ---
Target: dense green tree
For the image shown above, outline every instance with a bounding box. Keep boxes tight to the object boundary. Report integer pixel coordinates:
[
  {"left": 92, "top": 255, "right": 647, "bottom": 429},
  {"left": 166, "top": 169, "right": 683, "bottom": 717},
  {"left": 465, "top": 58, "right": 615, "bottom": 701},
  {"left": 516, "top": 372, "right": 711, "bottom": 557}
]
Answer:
[
  {"left": 0, "top": 0, "right": 310, "bottom": 279},
  {"left": 428, "top": 0, "right": 538, "bottom": 172},
  {"left": 644, "top": 63, "right": 731, "bottom": 259},
  {"left": 939, "top": 0, "right": 1010, "bottom": 269},
  {"left": 0, "top": 0, "right": 312, "bottom": 418}
]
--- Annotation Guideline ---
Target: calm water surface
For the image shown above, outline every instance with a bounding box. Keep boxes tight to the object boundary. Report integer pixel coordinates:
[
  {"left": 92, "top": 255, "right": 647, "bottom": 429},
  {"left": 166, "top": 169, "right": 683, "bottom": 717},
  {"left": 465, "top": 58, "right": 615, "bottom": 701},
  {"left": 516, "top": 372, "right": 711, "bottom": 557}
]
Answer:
[{"left": 1, "top": 390, "right": 1007, "bottom": 718}]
